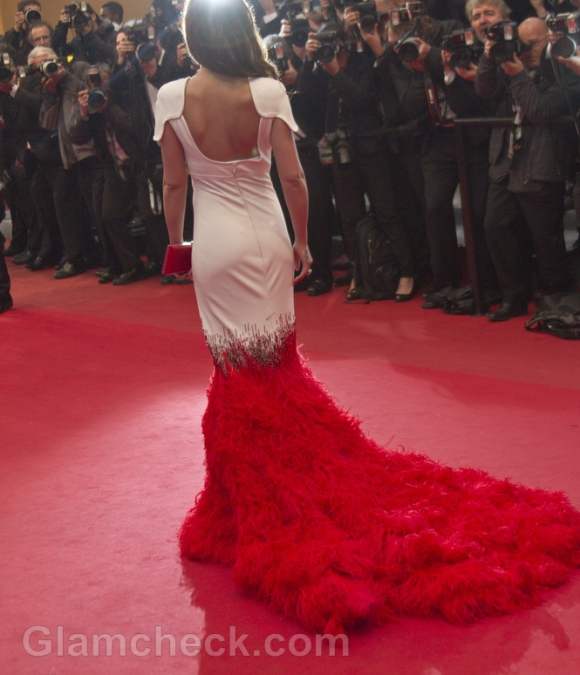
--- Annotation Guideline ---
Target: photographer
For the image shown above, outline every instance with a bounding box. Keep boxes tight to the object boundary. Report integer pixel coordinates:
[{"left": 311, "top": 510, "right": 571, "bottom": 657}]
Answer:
[
  {"left": 302, "top": 7, "right": 415, "bottom": 301},
  {"left": 5, "top": 1, "right": 43, "bottom": 65},
  {"left": 156, "top": 25, "right": 198, "bottom": 85},
  {"left": 70, "top": 64, "right": 142, "bottom": 285},
  {"left": 109, "top": 31, "right": 168, "bottom": 274},
  {"left": 475, "top": 16, "right": 580, "bottom": 320},
  {"left": 27, "top": 21, "right": 53, "bottom": 50},
  {"left": 53, "top": 3, "right": 116, "bottom": 66},
  {"left": 39, "top": 54, "right": 101, "bottom": 278},
  {"left": 267, "top": 32, "right": 335, "bottom": 295},
  {"left": 13, "top": 46, "right": 63, "bottom": 269},
  {"left": 375, "top": 6, "right": 466, "bottom": 306}
]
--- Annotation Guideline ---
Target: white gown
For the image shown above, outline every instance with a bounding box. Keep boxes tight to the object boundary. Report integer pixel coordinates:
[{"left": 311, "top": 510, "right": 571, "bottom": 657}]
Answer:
[
  {"left": 153, "top": 76, "right": 580, "bottom": 635},
  {"left": 154, "top": 77, "right": 298, "bottom": 369}
]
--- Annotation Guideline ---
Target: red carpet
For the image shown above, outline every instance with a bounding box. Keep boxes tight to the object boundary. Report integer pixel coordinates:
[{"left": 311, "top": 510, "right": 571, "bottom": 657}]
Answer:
[{"left": 2, "top": 263, "right": 580, "bottom": 674}]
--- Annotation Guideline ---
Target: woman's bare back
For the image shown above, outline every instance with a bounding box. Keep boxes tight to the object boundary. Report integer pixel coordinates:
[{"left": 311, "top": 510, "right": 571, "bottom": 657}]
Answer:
[{"left": 183, "top": 71, "right": 261, "bottom": 163}]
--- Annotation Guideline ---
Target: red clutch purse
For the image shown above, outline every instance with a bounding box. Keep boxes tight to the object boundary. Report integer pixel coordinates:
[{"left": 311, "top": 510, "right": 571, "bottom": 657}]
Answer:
[{"left": 162, "top": 243, "right": 192, "bottom": 276}]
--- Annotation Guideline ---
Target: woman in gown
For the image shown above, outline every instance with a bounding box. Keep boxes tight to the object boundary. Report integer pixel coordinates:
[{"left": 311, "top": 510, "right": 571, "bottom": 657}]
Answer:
[{"left": 154, "top": 0, "right": 580, "bottom": 634}]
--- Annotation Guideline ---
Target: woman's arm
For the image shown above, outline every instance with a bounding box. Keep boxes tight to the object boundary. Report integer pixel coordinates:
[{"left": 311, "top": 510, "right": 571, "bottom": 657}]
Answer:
[
  {"left": 159, "top": 122, "right": 188, "bottom": 245},
  {"left": 270, "top": 117, "right": 312, "bottom": 283}
]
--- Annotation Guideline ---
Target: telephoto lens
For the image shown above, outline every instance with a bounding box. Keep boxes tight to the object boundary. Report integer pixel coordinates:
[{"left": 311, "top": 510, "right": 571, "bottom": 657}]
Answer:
[
  {"left": 25, "top": 9, "right": 42, "bottom": 23},
  {"left": 40, "top": 60, "right": 60, "bottom": 76}
]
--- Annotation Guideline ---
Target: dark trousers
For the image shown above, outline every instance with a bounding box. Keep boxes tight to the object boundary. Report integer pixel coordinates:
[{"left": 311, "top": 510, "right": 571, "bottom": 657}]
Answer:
[
  {"left": 5, "top": 172, "right": 35, "bottom": 253},
  {"left": 421, "top": 129, "right": 494, "bottom": 291},
  {"left": 30, "top": 163, "right": 62, "bottom": 260},
  {"left": 298, "top": 145, "right": 334, "bottom": 283},
  {"left": 390, "top": 139, "right": 430, "bottom": 279},
  {"left": 94, "top": 164, "right": 138, "bottom": 274},
  {"left": 134, "top": 164, "right": 169, "bottom": 265},
  {"left": 332, "top": 147, "right": 414, "bottom": 277},
  {"left": 0, "top": 232, "right": 11, "bottom": 301},
  {"left": 484, "top": 179, "right": 570, "bottom": 301},
  {"left": 46, "top": 158, "right": 99, "bottom": 265}
]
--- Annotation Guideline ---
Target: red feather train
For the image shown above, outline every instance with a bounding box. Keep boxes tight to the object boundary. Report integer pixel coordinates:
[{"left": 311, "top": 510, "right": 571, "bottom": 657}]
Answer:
[{"left": 179, "top": 333, "right": 580, "bottom": 634}]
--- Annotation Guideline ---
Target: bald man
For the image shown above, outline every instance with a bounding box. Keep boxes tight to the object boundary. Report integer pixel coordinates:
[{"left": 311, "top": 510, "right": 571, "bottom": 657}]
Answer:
[{"left": 474, "top": 16, "right": 580, "bottom": 321}]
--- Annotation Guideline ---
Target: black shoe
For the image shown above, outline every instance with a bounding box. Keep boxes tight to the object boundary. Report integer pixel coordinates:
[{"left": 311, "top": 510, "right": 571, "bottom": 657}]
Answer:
[
  {"left": 3, "top": 246, "right": 23, "bottom": 257},
  {"left": 307, "top": 279, "right": 332, "bottom": 296},
  {"left": 0, "top": 295, "right": 13, "bottom": 313},
  {"left": 142, "top": 260, "right": 161, "bottom": 278},
  {"left": 487, "top": 300, "right": 528, "bottom": 322},
  {"left": 54, "top": 261, "right": 84, "bottom": 279},
  {"left": 12, "top": 250, "right": 33, "bottom": 265},
  {"left": 112, "top": 268, "right": 140, "bottom": 285},
  {"left": 422, "top": 286, "right": 453, "bottom": 310},
  {"left": 294, "top": 277, "right": 310, "bottom": 292},
  {"left": 26, "top": 255, "right": 53, "bottom": 271},
  {"left": 98, "top": 270, "right": 115, "bottom": 284}
]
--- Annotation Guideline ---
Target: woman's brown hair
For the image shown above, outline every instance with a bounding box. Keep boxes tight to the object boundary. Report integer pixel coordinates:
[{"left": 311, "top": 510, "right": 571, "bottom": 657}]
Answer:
[{"left": 183, "top": 0, "right": 277, "bottom": 79}]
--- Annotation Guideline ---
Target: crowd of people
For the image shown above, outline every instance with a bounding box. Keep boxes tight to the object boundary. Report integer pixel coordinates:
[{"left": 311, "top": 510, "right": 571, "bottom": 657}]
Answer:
[{"left": 1, "top": 0, "right": 580, "bottom": 321}]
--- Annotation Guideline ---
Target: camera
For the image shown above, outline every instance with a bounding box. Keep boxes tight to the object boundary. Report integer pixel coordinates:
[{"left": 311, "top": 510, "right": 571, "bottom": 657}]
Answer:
[
  {"left": 546, "top": 11, "right": 580, "bottom": 59},
  {"left": 314, "top": 28, "right": 341, "bottom": 63},
  {"left": 266, "top": 36, "right": 290, "bottom": 73},
  {"left": 40, "top": 60, "right": 60, "bottom": 76},
  {"left": 25, "top": 9, "right": 42, "bottom": 24},
  {"left": 123, "top": 19, "right": 156, "bottom": 47},
  {"left": 344, "top": 0, "right": 379, "bottom": 34},
  {"left": 0, "top": 53, "right": 15, "bottom": 83},
  {"left": 484, "top": 21, "right": 522, "bottom": 64},
  {"left": 441, "top": 28, "right": 483, "bottom": 68},
  {"left": 390, "top": 1, "right": 426, "bottom": 27},
  {"left": 278, "top": 0, "right": 311, "bottom": 48}
]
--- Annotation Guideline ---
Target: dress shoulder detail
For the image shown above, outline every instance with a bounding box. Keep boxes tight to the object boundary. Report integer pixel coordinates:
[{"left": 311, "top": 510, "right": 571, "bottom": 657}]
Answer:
[
  {"left": 249, "top": 77, "right": 299, "bottom": 132},
  {"left": 153, "top": 77, "right": 188, "bottom": 142}
]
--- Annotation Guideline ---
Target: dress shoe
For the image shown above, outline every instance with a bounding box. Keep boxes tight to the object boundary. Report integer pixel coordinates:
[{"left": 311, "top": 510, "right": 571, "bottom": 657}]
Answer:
[
  {"left": 98, "top": 270, "right": 115, "bottom": 284},
  {"left": 422, "top": 286, "right": 453, "bottom": 310},
  {"left": 293, "top": 277, "right": 310, "bottom": 293},
  {"left": 0, "top": 295, "right": 13, "bottom": 313},
  {"left": 307, "top": 279, "right": 332, "bottom": 296},
  {"left": 54, "top": 261, "right": 84, "bottom": 279},
  {"left": 112, "top": 268, "right": 141, "bottom": 285},
  {"left": 3, "top": 246, "right": 23, "bottom": 257},
  {"left": 26, "top": 256, "right": 53, "bottom": 271},
  {"left": 12, "top": 250, "right": 33, "bottom": 265},
  {"left": 487, "top": 300, "right": 528, "bottom": 322}
]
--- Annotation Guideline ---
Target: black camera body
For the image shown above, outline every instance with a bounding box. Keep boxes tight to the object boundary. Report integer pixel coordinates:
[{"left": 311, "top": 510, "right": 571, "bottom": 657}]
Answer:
[
  {"left": 441, "top": 28, "right": 483, "bottom": 68},
  {"left": 124, "top": 19, "right": 156, "bottom": 48},
  {"left": 344, "top": 1, "right": 378, "bottom": 34},
  {"left": 0, "top": 53, "right": 15, "bottom": 83},
  {"left": 390, "top": 1, "right": 426, "bottom": 27},
  {"left": 484, "top": 21, "right": 522, "bottom": 64},
  {"left": 314, "top": 29, "right": 341, "bottom": 63},
  {"left": 546, "top": 11, "right": 580, "bottom": 59},
  {"left": 267, "top": 38, "right": 290, "bottom": 73}
]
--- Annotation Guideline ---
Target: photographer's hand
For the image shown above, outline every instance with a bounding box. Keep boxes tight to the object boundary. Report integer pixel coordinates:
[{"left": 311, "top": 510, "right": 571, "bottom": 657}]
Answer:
[
  {"left": 361, "top": 24, "right": 385, "bottom": 58},
  {"left": 14, "top": 10, "right": 25, "bottom": 32},
  {"left": 501, "top": 55, "right": 524, "bottom": 77},
  {"left": 343, "top": 7, "right": 360, "bottom": 31},
  {"left": 529, "top": 0, "right": 548, "bottom": 19},
  {"left": 279, "top": 19, "right": 292, "bottom": 40},
  {"left": 484, "top": 38, "right": 495, "bottom": 58},
  {"left": 556, "top": 53, "right": 580, "bottom": 76},
  {"left": 305, "top": 33, "right": 320, "bottom": 62},
  {"left": 455, "top": 64, "right": 478, "bottom": 81},
  {"left": 176, "top": 43, "right": 189, "bottom": 67},
  {"left": 78, "top": 89, "right": 89, "bottom": 118},
  {"left": 281, "top": 60, "right": 298, "bottom": 87},
  {"left": 42, "top": 65, "right": 66, "bottom": 94},
  {"left": 116, "top": 36, "right": 135, "bottom": 65}
]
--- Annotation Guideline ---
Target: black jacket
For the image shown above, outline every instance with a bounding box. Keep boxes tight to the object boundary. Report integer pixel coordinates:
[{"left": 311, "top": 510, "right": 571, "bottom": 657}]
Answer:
[{"left": 475, "top": 52, "right": 580, "bottom": 188}]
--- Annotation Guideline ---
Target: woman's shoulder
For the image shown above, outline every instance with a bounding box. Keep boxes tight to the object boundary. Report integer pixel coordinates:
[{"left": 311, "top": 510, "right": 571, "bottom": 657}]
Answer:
[
  {"left": 153, "top": 78, "right": 189, "bottom": 142},
  {"left": 249, "top": 77, "right": 298, "bottom": 132},
  {"left": 157, "top": 77, "right": 189, "bottom": 109}
]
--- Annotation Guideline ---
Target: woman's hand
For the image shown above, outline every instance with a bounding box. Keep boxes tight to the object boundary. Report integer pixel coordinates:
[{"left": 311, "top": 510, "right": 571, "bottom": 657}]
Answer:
[{"left": 293, "top": 241, "right": 313, "bottom": 285}]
